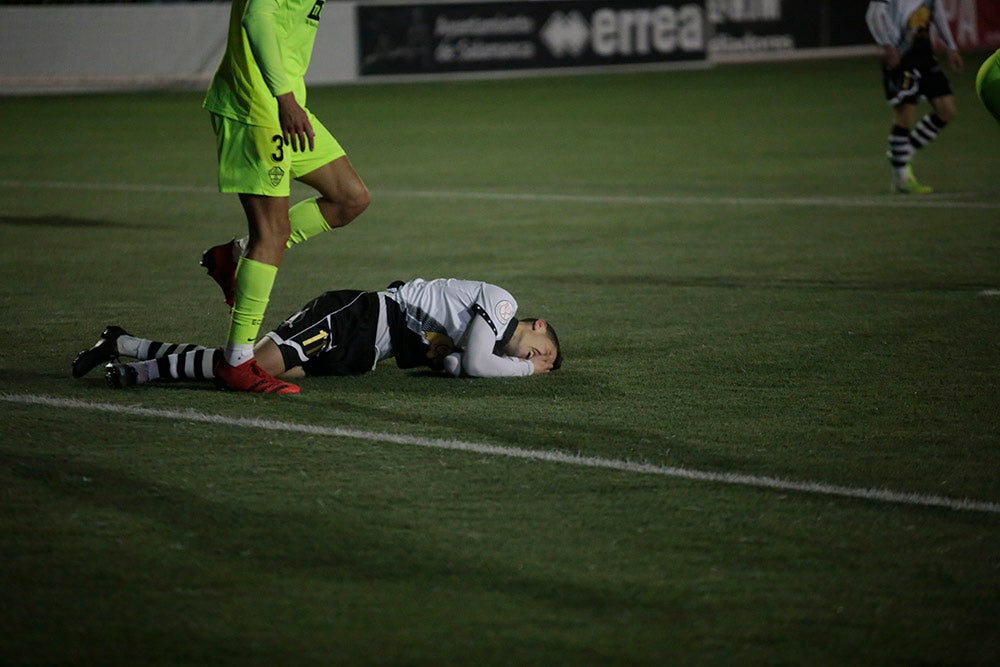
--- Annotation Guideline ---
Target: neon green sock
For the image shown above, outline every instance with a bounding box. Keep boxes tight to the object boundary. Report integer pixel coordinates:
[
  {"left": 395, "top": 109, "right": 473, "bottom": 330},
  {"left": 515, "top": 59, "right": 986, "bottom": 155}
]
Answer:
[
  {"left": 287, "top": 198, "right": 331, "bottom": 247},
  {"left": 227, "top": 257, "right": 277, "bottom": 364}
]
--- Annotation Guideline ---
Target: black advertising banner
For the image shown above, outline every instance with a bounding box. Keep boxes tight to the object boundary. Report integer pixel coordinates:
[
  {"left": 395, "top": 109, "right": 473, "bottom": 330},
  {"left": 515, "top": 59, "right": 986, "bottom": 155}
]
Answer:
[
  {"left": 708, "top": 0, "right": 874, "bottom": 57},
  {"left": 358, "top": 1, "right": 709, "bottom": 76}
]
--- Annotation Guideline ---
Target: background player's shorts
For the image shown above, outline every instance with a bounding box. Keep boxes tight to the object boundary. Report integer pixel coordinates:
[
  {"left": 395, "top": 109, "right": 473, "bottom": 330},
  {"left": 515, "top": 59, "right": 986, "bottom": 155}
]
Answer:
[
  {"left": 211, "top": 109, "right": 347, "bottom": 196},
  {"left": 882, "top": 60, "right": 953, "bottom": 107},
  {"left": 264, "top": 290, "right": 379, "bottom": 376}
]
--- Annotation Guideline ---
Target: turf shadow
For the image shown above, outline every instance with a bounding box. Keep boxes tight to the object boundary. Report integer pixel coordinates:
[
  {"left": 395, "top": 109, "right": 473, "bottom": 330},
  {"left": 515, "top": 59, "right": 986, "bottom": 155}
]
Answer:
[
  {"left": 543, "top": 273, "right": 994, "bottom": 293},
  {"left": 0, "top": 215, "right": 141, "bottom": 229},
  {"left": 1, "top": 447, "right": 669, "bottom": 618}
]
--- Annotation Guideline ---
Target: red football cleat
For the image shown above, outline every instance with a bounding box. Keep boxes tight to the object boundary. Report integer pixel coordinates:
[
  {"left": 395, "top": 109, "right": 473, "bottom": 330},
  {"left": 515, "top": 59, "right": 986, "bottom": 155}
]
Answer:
[
  {"left": 214, "top": 358, "right": 300, "bottom": 394},
  {"left": 200, "top": 240, "right": 238, "bottom": 307}
]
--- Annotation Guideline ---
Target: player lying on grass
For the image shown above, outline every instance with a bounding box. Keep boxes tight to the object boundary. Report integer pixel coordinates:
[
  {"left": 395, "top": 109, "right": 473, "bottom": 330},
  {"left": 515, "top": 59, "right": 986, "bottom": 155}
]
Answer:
[{"left": 72, "top": 278, "right": 562, "bottom": 390}]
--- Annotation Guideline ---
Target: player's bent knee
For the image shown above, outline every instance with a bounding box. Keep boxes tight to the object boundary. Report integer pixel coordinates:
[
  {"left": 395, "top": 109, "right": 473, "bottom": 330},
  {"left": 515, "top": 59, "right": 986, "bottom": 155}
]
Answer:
[
  {"left": 352, "top": 185, "right": 371, "bottom": 217},
  {"left": 341, "top": 184, "right": 371, "bottom": 225},
  {"left": 932, "top": 97, "right": 958, "bottom": 123}
]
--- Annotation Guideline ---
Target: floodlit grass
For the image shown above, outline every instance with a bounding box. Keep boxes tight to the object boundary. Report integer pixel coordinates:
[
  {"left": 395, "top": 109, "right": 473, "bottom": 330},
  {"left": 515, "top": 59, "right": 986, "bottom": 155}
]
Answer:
[{"left": 1, "top": 56, "right": 999, "bottom": 665}]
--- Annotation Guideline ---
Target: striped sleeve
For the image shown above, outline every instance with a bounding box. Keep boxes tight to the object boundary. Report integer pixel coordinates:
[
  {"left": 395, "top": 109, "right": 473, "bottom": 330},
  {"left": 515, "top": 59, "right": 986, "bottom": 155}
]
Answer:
[
  {"left": 931, "top": 0, "right": 958, "bottom": 50},
  {"left": 865, "top": 0, "right": 895, "bottom": 46}
]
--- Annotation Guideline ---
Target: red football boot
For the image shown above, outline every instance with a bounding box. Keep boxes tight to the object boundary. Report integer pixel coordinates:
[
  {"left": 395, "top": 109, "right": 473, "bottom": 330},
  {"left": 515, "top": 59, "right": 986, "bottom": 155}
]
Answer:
[
  {"left": 200, "top": 240, "right": 238, "bottom": 307},
  {"left": 214, "top": 358, "right": 300, "bottom": 394}
]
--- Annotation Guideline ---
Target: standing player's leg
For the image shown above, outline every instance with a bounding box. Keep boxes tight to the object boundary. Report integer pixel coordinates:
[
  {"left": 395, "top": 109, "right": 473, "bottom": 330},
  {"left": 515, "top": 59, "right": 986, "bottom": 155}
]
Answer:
[
  {"left": 917, "top": 94, "right": 956, "bottom": 142},
  {"left": 287, "top": 110, "right": 370, "bottom": 243},
  {"left": 897, "top": 62, "right": 957, "bottom": 193},
  {"left": 201, "top": 113, "right": 369, "bottom": 307},
  {"left": 887, "top": 102, "right": 931, "bottom": 193},
  {"left": 214, "top": 193, "right": 300, "bottom": 394},
  {"left": 292, "top": 155, "right": 370, "bottom": 241},
  {"left": 205, "top": 113, "right": 299, "bottom": 394},
  {"left": 905, "top": 92, "right": 956, "bottom": 176}
]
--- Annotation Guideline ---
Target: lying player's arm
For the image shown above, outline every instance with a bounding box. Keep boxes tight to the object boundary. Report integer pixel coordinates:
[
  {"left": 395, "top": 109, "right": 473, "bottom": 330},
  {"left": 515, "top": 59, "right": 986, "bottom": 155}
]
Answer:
[{"left": 447, "top": 314, "right": 533, "bottom": 378}]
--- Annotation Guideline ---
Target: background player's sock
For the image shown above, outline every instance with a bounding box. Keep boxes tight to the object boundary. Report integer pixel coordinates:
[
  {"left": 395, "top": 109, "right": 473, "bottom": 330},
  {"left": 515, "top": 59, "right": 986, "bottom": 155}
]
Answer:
[
  {"left": 909, "top": 113, "right": 947, "bottom": 151},
  {"left": 225, "top": 257, "right": 277, "bottom": 367},
  {"left": 887, "top": 125, "right": 912, "bottom": 183}
]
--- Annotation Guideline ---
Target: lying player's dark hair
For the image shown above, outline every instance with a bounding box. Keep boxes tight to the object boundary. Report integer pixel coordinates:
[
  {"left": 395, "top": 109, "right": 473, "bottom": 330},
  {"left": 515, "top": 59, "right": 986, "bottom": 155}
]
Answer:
[{"left": 522, "top": 318, "right": 562, "bottom": 371}]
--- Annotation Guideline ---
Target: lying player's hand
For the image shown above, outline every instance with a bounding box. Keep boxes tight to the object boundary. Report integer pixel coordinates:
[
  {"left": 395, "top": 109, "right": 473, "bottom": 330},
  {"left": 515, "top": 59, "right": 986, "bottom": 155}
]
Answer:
[
  {"left": 531, "top": 355, "right": 555, "bottom": 374},
  {"left": 276, "top": 92, "right": 315, "bottom": 152}
]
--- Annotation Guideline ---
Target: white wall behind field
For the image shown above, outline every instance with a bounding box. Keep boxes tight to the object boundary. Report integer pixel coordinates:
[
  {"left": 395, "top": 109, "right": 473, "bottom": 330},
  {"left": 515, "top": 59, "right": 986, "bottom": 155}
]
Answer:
[
  {"left": 0, "top": 2, "right": 358, "bottom": 95},
  {"left": 0, "top": 0, "right": 890, "bottom": 96}
]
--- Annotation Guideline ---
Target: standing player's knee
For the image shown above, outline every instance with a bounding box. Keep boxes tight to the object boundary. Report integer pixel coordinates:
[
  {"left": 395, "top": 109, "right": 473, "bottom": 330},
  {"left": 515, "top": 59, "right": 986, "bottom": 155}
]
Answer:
[
  {"left": 350, "top": 183, "right": 371, "bottom": 220},
  {"left": 337, "top": 181, "right": 370, "bottom": 226}
]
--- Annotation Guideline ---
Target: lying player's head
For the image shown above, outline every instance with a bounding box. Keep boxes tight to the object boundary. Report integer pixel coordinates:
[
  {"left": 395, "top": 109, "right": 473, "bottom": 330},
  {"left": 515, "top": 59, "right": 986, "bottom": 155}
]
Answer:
[{"left": 508, "top": 318, "right": 562, "bottom": 371}]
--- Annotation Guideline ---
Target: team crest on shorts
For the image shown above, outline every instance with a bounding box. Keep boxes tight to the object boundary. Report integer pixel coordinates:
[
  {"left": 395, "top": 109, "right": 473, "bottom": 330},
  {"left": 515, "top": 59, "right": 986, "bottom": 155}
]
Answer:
[
  {"left": 268, "top": 166, "right": 285, "bottom": 187},
  {"left": 495, "top": 300, "right": 514, "bottom": 325}
]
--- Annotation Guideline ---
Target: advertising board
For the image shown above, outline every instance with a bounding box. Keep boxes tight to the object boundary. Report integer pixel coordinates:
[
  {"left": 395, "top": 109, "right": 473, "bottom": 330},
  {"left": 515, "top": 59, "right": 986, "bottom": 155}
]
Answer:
[
  {"left": 708, "top": 0, "right": 874, "bottom": 58},
  {"left": 358, "top": 1, "right": 709, "bottom": 76}
]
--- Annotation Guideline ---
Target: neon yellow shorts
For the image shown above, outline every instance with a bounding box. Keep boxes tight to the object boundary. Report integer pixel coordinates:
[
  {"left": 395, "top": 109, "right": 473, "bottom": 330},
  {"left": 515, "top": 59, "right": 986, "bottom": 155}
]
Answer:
[{"left": 211, "top": 110, "right": 347, "bottom": 196}]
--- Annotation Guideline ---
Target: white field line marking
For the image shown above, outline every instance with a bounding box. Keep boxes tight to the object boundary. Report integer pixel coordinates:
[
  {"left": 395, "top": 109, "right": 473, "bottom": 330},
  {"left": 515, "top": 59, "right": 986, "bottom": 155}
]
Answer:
[
  {"left": 1, "top": 178, "right": 998, "bottom": 210},
  {"left": 3, "top": 393, "right": 998, "bottom": 515},
  {"left": 380, "top": 188, "right": 1000, "bottom": 211}
]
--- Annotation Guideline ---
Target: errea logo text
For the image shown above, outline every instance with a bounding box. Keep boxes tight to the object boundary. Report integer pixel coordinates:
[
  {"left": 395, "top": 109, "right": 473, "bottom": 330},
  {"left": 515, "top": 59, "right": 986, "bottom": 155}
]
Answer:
[{"left": 542, "top": 5, "right": 705, "bottom": 58}]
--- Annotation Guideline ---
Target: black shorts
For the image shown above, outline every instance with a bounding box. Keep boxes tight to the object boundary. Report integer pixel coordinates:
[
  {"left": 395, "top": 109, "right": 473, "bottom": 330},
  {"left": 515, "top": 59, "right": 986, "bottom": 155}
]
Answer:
[
  {"left": 266, "top": 290, "right": 380, "bottom": 376},
  {"left": 882, "top": 48, "right": 953, "bottom": 106}
]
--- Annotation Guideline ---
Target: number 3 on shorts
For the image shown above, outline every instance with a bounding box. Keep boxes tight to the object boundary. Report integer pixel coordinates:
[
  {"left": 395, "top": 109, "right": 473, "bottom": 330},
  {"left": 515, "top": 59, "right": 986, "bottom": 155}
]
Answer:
[{"left": 271, "top": 135, "right": 284, "bottom": 163}]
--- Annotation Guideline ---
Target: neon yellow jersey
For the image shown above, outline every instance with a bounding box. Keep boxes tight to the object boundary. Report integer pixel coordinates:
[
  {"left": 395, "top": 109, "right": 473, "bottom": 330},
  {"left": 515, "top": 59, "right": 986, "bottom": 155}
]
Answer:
[{"left": 203, "top": 0, "right": 325, "bottom": 127}]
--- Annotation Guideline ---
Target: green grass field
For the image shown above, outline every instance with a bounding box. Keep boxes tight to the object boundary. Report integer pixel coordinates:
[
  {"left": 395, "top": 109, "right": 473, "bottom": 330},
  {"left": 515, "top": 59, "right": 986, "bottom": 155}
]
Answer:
[{"left": 1, "top": 55, "right": 999, "bottom": 665}]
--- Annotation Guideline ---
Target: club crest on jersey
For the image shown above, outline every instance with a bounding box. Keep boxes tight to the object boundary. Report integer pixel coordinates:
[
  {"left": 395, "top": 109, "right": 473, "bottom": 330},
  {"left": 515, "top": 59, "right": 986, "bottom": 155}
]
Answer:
[
  {"left": 268, "top": 166, "right": 285, "bottom": 187},
  {"left": 495, "top": 300, "right": 514, "bottom": 325}
]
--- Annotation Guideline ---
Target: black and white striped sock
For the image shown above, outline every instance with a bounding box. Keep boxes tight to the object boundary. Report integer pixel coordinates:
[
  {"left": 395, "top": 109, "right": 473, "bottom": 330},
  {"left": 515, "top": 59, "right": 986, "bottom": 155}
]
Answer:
[
  {"left": 887, "top": 125, "right": 912, "bottom": 182},
  {"left": 156, "top": 348, "right": 221, "bottom": 381},
  {"left": 136, "top": 338, "right": 208, "bottom": 361},
  {"left": 909, "top": 113, "right": 947, "bottom": 150},
  {"left": 888, "top": 125, "right": 912, "bottom": 168}
]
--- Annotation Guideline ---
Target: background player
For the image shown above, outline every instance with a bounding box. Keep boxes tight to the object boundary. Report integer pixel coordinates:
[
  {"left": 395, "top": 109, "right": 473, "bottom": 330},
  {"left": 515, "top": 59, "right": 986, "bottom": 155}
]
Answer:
[
  {"left": 865, "top": 0, "right": 963, "bottom": 193},
  {"left": 202, "top": 0, "right": 370, "bottom": 395},
  {"left": 72, "top": 278, "right": 562, "bottom": 389},
  {"left": 976, "top": 48, "right": 1000, "bottom": 123}
]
